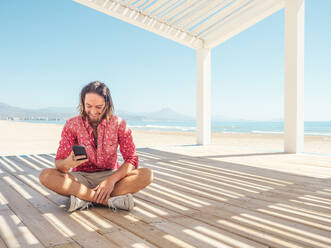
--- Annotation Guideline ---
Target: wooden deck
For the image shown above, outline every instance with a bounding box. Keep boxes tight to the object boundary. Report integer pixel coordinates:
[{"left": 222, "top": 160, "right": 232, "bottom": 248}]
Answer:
[{"left": 0, "top": 147, "right": 330, "bottom": 248}]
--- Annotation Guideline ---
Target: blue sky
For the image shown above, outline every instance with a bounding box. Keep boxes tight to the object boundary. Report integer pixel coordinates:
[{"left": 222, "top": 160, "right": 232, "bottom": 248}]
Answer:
[{"left": 0, "top": 0, "right": 330, "bottom": 121}]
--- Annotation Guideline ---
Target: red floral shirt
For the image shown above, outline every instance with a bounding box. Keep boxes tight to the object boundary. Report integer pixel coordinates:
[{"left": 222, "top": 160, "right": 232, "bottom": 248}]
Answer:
[{"left": 55, "top": 115, "right": 138, "bottom": 172}]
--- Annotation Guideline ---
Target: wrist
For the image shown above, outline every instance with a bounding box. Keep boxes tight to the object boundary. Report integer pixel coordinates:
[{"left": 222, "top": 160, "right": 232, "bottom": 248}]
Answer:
[
  {"left": 65, "top": 157, "right": 74, "bottom": 169},
  {"left": 106, "top": 177, "right": 117, "bottom": 185}
]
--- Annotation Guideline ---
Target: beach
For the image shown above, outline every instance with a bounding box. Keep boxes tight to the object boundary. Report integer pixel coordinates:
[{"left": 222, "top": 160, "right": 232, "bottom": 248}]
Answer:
[{"left": 0, "top": 120, "right": 330, "bottom": 157}]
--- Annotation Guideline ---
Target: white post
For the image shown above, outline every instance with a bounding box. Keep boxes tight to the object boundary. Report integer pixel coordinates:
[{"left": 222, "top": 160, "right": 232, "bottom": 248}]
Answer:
[
  {"left": 196, "top": 48, "right": 211, "bottom": 145},
  {"left": 284, "top": 0, "right": 305, "bottom": 153}
]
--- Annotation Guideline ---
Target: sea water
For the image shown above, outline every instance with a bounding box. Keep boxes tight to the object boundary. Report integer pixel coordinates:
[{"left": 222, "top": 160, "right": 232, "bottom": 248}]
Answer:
[{"left": 17, "top": 120, "right": 331, "bottom": 136}]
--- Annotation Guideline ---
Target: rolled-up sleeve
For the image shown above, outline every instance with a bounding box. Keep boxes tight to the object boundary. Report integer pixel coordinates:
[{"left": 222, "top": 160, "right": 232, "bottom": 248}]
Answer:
[
  {"left": 118, "top": 119, "right": 138, "bottom": 168},
  {"left": 56, "top": 122, "right": 76, "bottom": 161}
]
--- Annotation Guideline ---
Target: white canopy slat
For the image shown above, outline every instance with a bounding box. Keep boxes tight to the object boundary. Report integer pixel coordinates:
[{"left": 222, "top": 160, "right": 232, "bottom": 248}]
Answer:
[
  {"left": 142, "top": 0, "right": 169, "bottom": 13},
  {"left": 150, "top": 0, "right": 178, "bottom": 16},
  {"left": 159, "top": 0, "right": 200, "bottom": 21},
  {"left": 189, "top": 0, "right": 251, "bottom": 35},
  {"left": 170, "top": 0, "right": 230, "bottom": 29},
  {"left": 199, "top": 0, "right": 264, "bottom": 37},
  {"left": 125, "top": 0, "right": 137, "bottom": 5},
  {"left": 132, "top": 0, "right": 149, "bottom": 8}
]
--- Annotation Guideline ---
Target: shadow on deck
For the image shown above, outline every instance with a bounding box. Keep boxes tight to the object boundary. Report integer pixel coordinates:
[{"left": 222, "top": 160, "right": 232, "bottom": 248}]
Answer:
[{"left": 0, "top": 148, "right": 330, "bottom": 248}]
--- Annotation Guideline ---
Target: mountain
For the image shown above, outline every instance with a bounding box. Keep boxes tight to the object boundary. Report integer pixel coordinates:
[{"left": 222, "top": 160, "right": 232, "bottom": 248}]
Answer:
[
  {"left": 0, "top": 102, "right": 76, "bottom": 120},
  {"left": 1, "top": 102, "right": 238, "bottom": 122}
]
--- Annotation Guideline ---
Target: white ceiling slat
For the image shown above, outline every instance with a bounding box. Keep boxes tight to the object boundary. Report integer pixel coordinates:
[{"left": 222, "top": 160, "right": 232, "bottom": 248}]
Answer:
[
  {"left": 125, "top": 0, "right": 139, "bottom": 5},
  {"left": 158, "top": 0, "right": 192, "bottom": 20},
  {"left": 151, "top": 0, "right": 178, "bottom": 16},
  {"left": 198, "top": 0, "right": 258, "bottom": 36},
  {"left": 159, "top": 0, "right": 187, "bottom": 19},
  {"left": 143, "top": 0, "right": 167, "bottom": 13},
  {"left": 175, "top": 0, "right": 232, "bottom": 30},
  {"left": 204, "top": 0, "right": 284, "bottom": 48},
  {"left": 132, "top": 0, "right": 149, "bottom": 8},
  {"left": 168, "top": 0, "right": 222, "bottom": 26},
  {"left": 162, "top": 0, "right": 202, "bottom": 23},
  {"left": 102, "top": 0, "right": 110, "bottom": 7},
  {"left": 201, "top": 0, "right": 270, "bottom": 37},
  {"left": 73, "top": 0, "right": 203, "bottom": 48},
  {"left": 190, "top": 0, "right": 251, "bottom": 35}
]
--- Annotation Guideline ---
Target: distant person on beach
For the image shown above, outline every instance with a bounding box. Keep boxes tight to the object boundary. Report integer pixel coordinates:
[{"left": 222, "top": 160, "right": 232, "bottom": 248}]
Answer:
[{"left": 39, "top": 81, "right": 153, "bottom": 212}]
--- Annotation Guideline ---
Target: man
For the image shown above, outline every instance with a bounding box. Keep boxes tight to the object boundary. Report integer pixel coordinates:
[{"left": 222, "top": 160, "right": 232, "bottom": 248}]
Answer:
[{"left": 39, "top": 81, "right": 153, "bottom": 212}]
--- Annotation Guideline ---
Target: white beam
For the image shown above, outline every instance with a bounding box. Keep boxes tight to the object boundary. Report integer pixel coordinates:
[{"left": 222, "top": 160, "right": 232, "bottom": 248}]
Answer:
[
  {"left": 196, "top": 48, "right": 211, "bottom": 145},
  {"left": 72, "top": 0, "right": 203, "bottom": 49},
  {"left": 284, "top": 0, "right": 305, "bottom": 153}
]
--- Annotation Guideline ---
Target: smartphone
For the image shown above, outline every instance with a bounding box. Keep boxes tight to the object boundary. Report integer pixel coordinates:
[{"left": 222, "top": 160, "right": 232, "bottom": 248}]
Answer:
[{"left": 72, "top": 145, "right": 88, "bottom": 160}]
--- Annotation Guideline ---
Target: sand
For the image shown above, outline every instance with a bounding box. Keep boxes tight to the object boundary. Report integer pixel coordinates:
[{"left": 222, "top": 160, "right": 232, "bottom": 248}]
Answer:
[{"left": 0, "top": 120, "right": 330, "bottom": 156}]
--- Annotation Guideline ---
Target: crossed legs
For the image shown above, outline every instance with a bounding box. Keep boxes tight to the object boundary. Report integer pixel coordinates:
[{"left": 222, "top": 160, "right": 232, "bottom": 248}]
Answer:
[{"left": 39, "top": 168, "right": 153, "bottom": 206}]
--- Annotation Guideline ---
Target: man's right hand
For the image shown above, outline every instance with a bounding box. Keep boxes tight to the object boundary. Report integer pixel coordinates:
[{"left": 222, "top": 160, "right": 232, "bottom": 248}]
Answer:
[{"left": 66, "top": 151, "right": 88, "bottom": 169}]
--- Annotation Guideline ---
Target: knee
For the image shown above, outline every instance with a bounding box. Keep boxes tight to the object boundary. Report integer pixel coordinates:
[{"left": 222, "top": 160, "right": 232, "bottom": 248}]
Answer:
[
  {"left": 140, "top": 168, "right": 153, "bottom": 185},
  {"left": 39, "top": 168, "right": 55, "bottom": 186}
]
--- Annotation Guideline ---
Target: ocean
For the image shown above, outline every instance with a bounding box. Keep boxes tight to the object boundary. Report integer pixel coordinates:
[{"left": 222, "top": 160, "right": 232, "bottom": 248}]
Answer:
[
  {"left": 128, "top": 120, "right": 331, "bottom": 136},
  {"left": 18, "top": 120, "right": 331, "bottom": 136}
]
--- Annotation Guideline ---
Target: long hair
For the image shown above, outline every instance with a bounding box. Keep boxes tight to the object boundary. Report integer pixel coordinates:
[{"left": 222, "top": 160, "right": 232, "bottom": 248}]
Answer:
[{"left": 79, "top": 81, "right": 114, "bottom": 120}]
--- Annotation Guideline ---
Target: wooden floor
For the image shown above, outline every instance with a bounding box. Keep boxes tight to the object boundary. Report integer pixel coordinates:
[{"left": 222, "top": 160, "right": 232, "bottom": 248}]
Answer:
[{"left": 0, "top": 147, "right": 330, "bottom": 248}]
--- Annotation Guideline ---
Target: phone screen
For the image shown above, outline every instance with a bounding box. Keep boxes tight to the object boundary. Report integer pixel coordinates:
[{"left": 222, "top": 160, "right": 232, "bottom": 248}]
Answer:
[{"left": 72, "top": 145, "right": 88, "bottom": 160}]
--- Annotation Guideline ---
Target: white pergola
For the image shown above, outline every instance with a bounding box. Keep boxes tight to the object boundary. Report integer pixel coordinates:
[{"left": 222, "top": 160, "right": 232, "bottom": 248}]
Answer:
[{"left": 73, "top": 0, "right": 305, "bottom": 153}]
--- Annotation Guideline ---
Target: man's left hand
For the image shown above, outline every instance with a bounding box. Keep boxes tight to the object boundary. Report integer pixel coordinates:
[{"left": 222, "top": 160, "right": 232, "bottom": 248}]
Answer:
[{"left": 92, "top": 178, "right": 115, "bottom": 205}]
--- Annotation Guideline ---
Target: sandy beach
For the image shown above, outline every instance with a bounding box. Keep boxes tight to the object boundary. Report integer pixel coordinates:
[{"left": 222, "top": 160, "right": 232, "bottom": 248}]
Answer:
[{"left": 0, "top": 120, "right": 330, "bottom": 156}]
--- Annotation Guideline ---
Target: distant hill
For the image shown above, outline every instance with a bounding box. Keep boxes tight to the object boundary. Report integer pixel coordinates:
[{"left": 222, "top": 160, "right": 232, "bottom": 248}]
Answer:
[
  {"left": 0, "top": 103, "right": 194, "bottom": 121},
  {"left": 0, "top": 102, "right": 76, "bottom": 120},
  {"left": 0, "top": 102, "right": 239, "bottom": 122}
]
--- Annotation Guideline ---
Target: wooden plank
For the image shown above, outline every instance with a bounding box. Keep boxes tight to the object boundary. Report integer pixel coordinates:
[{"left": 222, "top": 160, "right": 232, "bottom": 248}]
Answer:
[
  {"left": 0, "top": 208, "right": 44, "bottom": 248},
  {"left": 24, "top": 155, "right": 52, "bottom": 169},
  {"left": 196, "top": 204, "right": 331, "bottom": 248},
  {"left": 103, "top": 229, "right": 157, "bottom": 248},
  {"left": 189, "top": 212, "right": 305, "bottom": 248},
  {"left": 134, "top": 189, "right": 199, "bottom": 215},
  {"left": 124, "top": 196, "right": 183, "bottom": 223},
  {"left": 154, "top": 216, "right": 267, "bottom": 248},
  {"left": 38, "top": 154, "right": 55, "bottom": 163},
  {"left": 0, "top": 156, "right": 68, "bottom": 206},
  {"left": 0, "top": 171, "right": 118, "bottom": 248},
  {"left": 49, "top": 243, "right": 81, "bottom": 248},
  {"left": 0, "top": 178, "right": 77, "bottom": 248},
  {"left": 93, "top": 208, "right": 189, "bottom": 248},
  {"left": 0, "top": 237, "right": 7, "bottom": 248},
  {"left": 152, "top": 220, "right": 233, "bottom": 248},
  {"left": 69, "top": 210, "right": 157, "bottom": 248}
]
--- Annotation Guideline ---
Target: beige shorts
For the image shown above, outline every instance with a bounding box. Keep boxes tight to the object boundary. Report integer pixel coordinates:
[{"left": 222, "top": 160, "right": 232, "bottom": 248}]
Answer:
[{"left": 69, "top": 170, "right": 117, "bottom": 189}]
